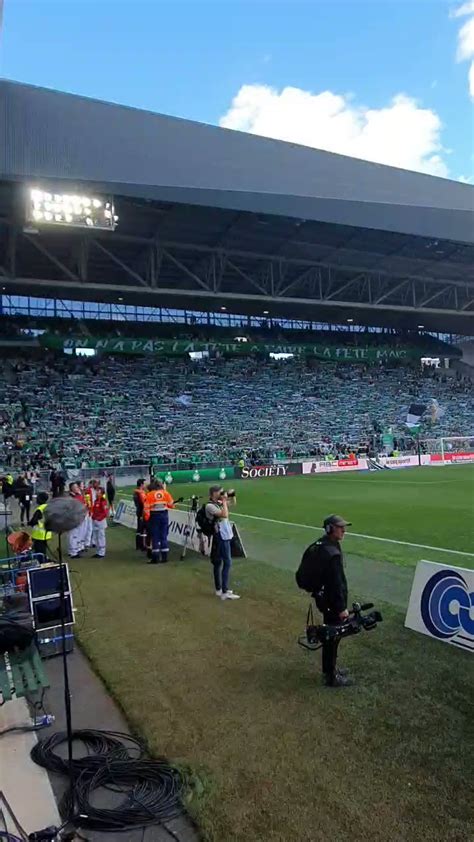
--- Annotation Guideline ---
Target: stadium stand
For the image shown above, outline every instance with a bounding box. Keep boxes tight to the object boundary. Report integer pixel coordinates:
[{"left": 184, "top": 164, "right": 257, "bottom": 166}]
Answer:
[{"left": 0, "top": 346, "right": 472, "bottom": 471}]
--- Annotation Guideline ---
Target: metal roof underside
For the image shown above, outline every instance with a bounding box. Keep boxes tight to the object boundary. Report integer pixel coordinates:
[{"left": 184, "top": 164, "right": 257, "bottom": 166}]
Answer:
[{"left": 0, "top": 80, "right": 473, "bottom": 334}]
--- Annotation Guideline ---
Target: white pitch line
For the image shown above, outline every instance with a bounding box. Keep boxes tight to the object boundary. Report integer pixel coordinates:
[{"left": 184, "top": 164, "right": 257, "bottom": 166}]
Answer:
[
  {"left": 222, "top": 511, "right": 474, "bottom": 558},
  {"left": 118, "top": 495, "right": 474, "bottom": 558}
]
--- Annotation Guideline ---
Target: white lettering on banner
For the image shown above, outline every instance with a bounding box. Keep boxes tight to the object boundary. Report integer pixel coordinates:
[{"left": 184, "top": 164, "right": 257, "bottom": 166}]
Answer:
[
  {"left": 240, "top": 465, "right": 287, "bottom": 479},
  {"left": 114, "top": 500, "right": 246, "bottom": 557},
  {"left": 405, "top": 561, "right": 474, "bottom": 653},
  {"left": 302, "top": 459, "right": 368, "bottom": 475},
  {"left": 114, "top": 500, "right": 206, "bottom": 554},
  {"left": 379, "top": 455, "right": 422, "bottom": 469},
  {"left": 430, "top": 452, "right": 474, "bottom": 464}
]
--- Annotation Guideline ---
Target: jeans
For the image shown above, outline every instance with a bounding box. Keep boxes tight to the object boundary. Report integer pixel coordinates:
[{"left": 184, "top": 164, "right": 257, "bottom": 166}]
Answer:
[{"left": 211, "top": 534, "right": 232, "bottom": 592}]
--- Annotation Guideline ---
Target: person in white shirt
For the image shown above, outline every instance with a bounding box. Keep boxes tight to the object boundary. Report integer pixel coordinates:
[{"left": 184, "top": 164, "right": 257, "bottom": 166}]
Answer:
[{"left": 205, "top": 486, "right": 240, "bottom": 601}]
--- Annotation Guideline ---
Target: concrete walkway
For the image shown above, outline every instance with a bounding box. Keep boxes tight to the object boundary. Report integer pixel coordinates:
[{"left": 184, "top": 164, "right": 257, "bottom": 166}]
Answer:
[
  {"left": 44, "top": 646, "right": 200, "bottom": 842},
  {"left": 0, "top": 697, "right": 61, "bottom": 836}
]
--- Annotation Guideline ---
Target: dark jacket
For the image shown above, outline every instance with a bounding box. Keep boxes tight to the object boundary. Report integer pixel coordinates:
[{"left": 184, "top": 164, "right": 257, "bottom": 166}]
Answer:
[{"left": 307, "top": 535, "right": 348, "bottom": 615}]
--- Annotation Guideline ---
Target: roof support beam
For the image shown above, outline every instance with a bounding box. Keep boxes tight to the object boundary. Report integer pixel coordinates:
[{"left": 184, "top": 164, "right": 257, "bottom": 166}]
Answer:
[
  {"left": 3, "top": 275, "right": 472, "bottom": 321},
  {"left": 374, "top": 278, "right": 411, "bottom": 304},
  {"left": 161, "top": 248, "right": 210, "bottom": 291},
  {"left": 420, "top": 285, "right": 453, "bottom": 307},
  {"left": 23, "top": 233, "right": 78, "bottom": 282},
  {"left": 324, "top": 276, "right": 364, "bottom": 301},
  {"left": 278, "top": 266, "right": 318, "bottom": 297},
  {"left": 226, "top": 258, "right": 268, "bottom": 295},
  {"left": 91, "top": 239, "right": 149, "bottom": 287}
]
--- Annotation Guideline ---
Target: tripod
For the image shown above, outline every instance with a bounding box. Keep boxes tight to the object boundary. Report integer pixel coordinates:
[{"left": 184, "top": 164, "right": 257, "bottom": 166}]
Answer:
[{"left": 179, "top": 496, "right": 199, "bottom": 560}]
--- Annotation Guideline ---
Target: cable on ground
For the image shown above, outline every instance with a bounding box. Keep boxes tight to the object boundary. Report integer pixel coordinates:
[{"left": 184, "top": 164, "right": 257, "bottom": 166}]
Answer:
[{"left": 30, "top": 730, "right": 186, "bottom": 832}]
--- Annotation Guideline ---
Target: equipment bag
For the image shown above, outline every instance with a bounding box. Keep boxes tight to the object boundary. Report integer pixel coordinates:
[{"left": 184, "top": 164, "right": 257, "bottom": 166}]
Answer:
[
  {"left": 195, "top": 504, "right": 216, "bottom": 537},
  {"left": 0, "top": 612, "right": 34, "bottom": 654},
  {"left": 295, "top": 540, "right": 324, "bottom": 593}
]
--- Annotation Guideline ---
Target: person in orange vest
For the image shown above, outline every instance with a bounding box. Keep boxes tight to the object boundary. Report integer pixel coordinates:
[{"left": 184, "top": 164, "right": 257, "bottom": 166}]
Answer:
[
  {"left": 133, "top": 478, "right": 147, "bottom": 552},
  {"left": 143, "top": 479, "right": 175, "bottom": 564},
  {"left": 91, "top": 487, "right": 109, "bottom": 558}
]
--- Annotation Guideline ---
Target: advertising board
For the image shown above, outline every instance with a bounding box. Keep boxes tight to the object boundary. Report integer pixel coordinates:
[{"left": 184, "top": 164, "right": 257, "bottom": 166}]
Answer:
[
  {"left": 405, "top": 560, "right": 473, "bottom": 653},
  {"left": 235, "top": 464, "right": 302, "bottom": 479},
  {"left": 114, "top": 499, "right": 246, "bottom": 557}
]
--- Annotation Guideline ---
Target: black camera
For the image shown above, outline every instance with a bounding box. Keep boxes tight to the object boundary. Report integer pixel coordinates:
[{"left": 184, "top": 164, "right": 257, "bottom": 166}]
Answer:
[
  {"left": 218, "top": 488, "right": 236, "bottom": 499},
  {"left": 300, "top": 602, "right": 383, "bottom": 650}
]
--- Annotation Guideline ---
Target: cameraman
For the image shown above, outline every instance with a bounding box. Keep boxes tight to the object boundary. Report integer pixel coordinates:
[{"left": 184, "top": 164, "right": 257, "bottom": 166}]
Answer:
[
  {"left": 301, "top": 514, "right": 353, "bottom": 688},
  {"left": 206, "top": 486, "right": 240, "bottom": 601}
]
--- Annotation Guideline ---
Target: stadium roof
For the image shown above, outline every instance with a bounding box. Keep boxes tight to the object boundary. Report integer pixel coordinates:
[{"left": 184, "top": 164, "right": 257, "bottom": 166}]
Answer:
[{"left": 0, "top": 79, "right": 473, "bottom": 333}]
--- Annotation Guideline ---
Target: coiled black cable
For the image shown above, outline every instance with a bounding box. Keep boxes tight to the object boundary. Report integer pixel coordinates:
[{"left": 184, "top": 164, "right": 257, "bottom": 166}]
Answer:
[
  {"left": 30, "top": 729, "right": 143, "bottom": 775},
  {"left": 30, "top": 729, "right": 186, "bottom": 832}
]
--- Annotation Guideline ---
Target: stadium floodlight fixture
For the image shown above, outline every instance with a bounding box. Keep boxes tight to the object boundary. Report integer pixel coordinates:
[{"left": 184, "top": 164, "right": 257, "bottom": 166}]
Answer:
[
  {"left": 347, "top": 318, "right": 354, "bottom": 323},
  {"left": 263, "top": 310, "right": 269, "bottom": 314},
  {"left": 26, "top": 187, "right": 119, "bottom": 231},
  {"left": 221, "top": 306, "right": 227, "bottom": 310},
  {"left": 418, "top": 324, "right": 425, "bottom": 329}
]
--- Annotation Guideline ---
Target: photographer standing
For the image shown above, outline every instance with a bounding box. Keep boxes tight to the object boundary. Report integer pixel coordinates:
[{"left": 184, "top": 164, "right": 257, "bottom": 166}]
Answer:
[
  {"left": 297, "top": 514, "right": 353, "bottom": 687},
  {"left": 206, "top": 486, "right": 240, "bottom": 601}
]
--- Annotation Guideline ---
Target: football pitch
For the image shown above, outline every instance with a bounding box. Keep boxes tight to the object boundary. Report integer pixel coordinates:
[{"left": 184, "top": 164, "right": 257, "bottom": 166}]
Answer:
[{"left": 73, "top": 465, "right": 473, "bottom": 842}]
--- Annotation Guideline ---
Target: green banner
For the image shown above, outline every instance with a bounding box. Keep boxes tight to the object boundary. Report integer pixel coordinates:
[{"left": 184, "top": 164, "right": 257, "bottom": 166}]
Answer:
[
  {"left": 40, "top": 334, "right": 424, "bottom": 363},
  {"left": 153, "top": 466, "right": 235, "bottom": 484}
]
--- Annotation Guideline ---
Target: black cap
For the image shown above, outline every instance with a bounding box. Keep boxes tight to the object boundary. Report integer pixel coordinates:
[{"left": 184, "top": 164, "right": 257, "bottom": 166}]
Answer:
[{"left": 323, "top": 514, "right": 352, "bottom": 530}]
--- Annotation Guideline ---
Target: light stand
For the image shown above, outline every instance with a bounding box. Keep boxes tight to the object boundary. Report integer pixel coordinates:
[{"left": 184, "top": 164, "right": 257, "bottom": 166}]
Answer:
[{"left": 56, "top": 532, "right": 75, "bottom": 821}]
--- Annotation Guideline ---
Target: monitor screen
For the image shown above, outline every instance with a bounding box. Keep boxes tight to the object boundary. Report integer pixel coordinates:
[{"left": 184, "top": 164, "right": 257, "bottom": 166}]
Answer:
[
  {"left": 28, "top": 566, "right": 70, "bottom": 599},
  {"left": 33, "top": 595, "right": 73, "bottom": 630}
]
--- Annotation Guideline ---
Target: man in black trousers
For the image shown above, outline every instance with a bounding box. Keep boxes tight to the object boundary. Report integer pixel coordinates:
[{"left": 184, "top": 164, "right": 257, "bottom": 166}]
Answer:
[{"left": 301, "top": 514, "right": 353, "bottom": 688}]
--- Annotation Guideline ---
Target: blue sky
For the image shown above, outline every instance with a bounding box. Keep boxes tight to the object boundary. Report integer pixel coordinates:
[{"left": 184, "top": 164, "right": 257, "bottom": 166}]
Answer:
[{"left": 1, "top": 0, "right": 473, "bottom": 180}]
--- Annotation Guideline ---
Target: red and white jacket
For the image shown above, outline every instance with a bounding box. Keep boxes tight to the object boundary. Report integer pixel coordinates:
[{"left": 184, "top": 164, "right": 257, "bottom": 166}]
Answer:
[{"left": 91, "top": 496, "right": 109, "bottom": 522}]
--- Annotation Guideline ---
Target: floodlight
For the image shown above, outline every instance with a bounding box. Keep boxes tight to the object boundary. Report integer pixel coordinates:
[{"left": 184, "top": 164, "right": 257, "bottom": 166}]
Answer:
[{"left": 26, "top": 186, "right": 118, "bottom": 230}]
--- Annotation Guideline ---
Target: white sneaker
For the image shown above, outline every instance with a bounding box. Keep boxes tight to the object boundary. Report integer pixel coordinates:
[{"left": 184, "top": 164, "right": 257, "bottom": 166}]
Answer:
[
  {"left": 221, "top": 592, "right": 240, "bottom": 600},
  {"left": 215, "top": 589, "right": 222, "bottom": 596}
]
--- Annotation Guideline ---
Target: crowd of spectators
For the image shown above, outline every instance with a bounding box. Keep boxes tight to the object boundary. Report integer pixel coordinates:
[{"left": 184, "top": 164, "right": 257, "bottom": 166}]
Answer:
[{"left": 0, "top": 349, "right": 472, "bottom": 473}]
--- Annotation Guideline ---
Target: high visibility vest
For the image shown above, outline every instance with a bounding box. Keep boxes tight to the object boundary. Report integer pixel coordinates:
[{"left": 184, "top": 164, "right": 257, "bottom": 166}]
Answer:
[
  {"left": 143, "top": 490, "right": 174, "bottom": 520},
  {"left": 31, "top": 503, "right": 53, "bottom": 541},
  {"left": 6, "top": 475, "right": 13, "bottom": 485}
]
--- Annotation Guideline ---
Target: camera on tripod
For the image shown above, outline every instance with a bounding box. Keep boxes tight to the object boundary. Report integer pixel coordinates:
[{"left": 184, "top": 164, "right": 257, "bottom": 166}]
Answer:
[{"left": 300, "top": 601, "right": 383, "bottom": 651}]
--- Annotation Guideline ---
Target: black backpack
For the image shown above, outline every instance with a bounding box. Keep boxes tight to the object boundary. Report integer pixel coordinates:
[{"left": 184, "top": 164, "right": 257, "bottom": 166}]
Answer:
[
  {"left": 195, "top": 503, "right": 216, "bottom": 537},
  {"left": 295, "top": 540, "right": 324, "bottom": 593}
]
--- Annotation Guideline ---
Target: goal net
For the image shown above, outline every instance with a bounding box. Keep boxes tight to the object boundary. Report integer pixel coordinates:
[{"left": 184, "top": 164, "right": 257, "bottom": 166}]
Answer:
[{"left": 420, "top": 436, "right": 474, "bottom": 464}]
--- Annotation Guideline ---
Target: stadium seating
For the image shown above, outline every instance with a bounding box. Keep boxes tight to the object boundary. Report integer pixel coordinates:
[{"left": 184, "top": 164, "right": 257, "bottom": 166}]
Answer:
[{"left": 0, "top": 352, "right": 472, "bottom": 471}]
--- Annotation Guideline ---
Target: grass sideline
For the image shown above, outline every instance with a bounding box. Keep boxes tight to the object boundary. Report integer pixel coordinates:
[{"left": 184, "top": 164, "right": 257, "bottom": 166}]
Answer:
[
  {"left": 71, "top": 465, "right": 474, "bottom": 842},
  {"left": 122, "top": 464, "right": 474, "bottom": 569}
]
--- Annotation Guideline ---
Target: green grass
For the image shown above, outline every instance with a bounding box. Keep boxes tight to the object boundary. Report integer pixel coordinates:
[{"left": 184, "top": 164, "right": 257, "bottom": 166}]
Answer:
[{"left": 69, "top": 465, "right": 474, "bottom": 842}]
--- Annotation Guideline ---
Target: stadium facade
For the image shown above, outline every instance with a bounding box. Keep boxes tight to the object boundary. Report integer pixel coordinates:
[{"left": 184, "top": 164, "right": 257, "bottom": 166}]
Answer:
[{"left": 0, "top": 79, "right": 473, "bottom": 334}]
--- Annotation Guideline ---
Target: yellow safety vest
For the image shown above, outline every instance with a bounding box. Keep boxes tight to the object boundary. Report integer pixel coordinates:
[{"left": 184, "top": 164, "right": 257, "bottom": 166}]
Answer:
[
  {"left": 31, "top": 503, "right": 52, "bottom": 541},
  {"left": 6, "top": 474, "right": 13, "bottom": 485}
]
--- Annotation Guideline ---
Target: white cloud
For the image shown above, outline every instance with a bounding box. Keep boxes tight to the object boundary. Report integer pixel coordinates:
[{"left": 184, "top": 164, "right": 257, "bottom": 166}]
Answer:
[
  {"left": 219, "top": 84, "right": 449, "bottom": 177},
  {"left": 451, "top": 1, "right": 474, "bottom": 18},
  {"left": 469, "top": 58, "right": 474, "bottom": 95},
  {"left": 458, "top": 173, "right": 473, "bottom": 182},
  {"left": 452, "top": 1, "right": 474, "bottom": 97}
]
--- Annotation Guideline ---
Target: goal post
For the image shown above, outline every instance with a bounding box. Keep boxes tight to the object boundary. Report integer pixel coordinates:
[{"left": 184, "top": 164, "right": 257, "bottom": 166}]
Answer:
[{"left": 419, "top": 436, "right": 474, "bottom": 464}]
